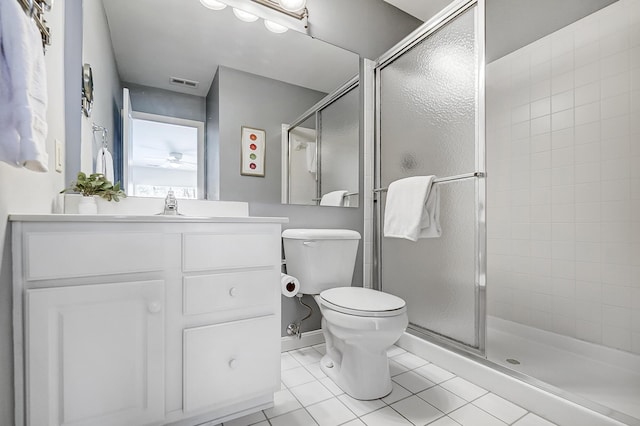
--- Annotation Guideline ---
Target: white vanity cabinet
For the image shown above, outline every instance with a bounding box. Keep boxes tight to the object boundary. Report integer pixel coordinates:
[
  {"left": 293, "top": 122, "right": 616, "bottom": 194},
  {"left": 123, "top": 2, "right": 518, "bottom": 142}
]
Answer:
[{"left": 11, "top": 216, "right": 285, "bottom": 426}]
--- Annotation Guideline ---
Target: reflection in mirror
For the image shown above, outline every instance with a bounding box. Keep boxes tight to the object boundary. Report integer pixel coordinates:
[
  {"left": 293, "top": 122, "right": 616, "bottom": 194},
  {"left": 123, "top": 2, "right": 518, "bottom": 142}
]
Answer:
[
  {"left": 88, "top": 0, "right": 359, "bottom": 201},
  {"left": 128, "top": 112, "right": 204, "bottom": 199},
  {"left": 284, "top": 78, "right": 359, "bottom": 208}
]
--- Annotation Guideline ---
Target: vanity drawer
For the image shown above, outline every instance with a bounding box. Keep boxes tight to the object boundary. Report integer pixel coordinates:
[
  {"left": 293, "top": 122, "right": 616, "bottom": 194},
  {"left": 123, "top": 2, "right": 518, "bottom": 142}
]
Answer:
[
  {"left": 183, "top": 315, "right": 279, "bottom": 413},
  {"left": 182, "top": 233, "right": 278, "bottom": 272},
  {"left": 24, "top": 232, "right": 165, "bottom": 280},
  {"left": 183, "top": 270, "right": 277, "bottom": 316}
]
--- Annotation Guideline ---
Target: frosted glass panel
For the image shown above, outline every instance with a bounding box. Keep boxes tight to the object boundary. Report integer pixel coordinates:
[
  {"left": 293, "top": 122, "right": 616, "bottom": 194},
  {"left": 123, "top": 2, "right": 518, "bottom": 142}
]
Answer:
[
  {"left": 379, "top": 6, "right": 480, "bottom": 348},
  {"left": 319, "top": 88, "right": 359, "bottom": 207},
  {"left": 382, "top": 180, "right": 477, "bottom": 346},
  {"left": 380, "top": 7, "right": 477, "bottom": 180}
]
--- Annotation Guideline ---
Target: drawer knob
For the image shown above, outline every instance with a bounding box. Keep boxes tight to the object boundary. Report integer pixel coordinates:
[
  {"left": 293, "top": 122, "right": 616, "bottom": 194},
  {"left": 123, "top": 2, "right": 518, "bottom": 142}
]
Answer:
[
  {"left": 229, "top": 287, "right": 239, "bottom": 297},
  {"left": 147, "top": 301, "right": 162, "bottom": 313},
  {"left": 229, "top": 358, "right": 238, "bottom": 369}
]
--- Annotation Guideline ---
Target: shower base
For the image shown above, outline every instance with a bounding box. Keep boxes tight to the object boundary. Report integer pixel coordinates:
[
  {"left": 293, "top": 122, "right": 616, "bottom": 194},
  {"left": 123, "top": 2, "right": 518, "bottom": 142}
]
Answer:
[{"left": 486, "top": 316, "right": 640, "bottom": 421}]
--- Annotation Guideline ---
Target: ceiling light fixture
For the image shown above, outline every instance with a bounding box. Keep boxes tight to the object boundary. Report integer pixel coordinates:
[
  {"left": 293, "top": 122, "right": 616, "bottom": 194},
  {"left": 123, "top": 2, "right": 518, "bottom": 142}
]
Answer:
[
  {"left": 199, "top": 0, "right": 227, "bottom": 10},
  {"left": 277, "top": 0, "right": 306, "bottom": 12},
  {"left": 232, "top": 7, "right": 259, "bottom": 22},
  {"left": 264, "top": 20, "right": 288, "bottom": 33}
]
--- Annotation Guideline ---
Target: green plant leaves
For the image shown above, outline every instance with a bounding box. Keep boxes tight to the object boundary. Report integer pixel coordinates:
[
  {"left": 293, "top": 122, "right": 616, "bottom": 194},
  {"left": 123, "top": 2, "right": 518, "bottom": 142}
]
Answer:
[{"left": 60, "top": 172, "right": 127, "bottom": 202}]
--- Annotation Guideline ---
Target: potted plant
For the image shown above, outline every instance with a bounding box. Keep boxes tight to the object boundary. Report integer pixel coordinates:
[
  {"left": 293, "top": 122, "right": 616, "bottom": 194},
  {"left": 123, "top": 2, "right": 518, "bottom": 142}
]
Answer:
[{"left": 61, "top": 172, "right": 126, "bottom": 214}]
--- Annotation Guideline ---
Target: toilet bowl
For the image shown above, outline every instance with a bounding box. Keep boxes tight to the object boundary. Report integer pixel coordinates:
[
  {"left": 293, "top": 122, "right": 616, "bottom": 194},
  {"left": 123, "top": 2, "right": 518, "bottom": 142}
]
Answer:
[
  {"left": 315, "top": 287, "right": 408, "bottom": 400},
  {"left": 282, "top": 229, "right": 409, "bottom": 400}
]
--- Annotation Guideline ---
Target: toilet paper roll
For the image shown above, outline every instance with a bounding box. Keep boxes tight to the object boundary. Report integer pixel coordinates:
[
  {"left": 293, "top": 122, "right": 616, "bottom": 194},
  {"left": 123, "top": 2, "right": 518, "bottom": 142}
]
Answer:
[{"left": 281, "top": 273, "right": 300, "bottom": 298}]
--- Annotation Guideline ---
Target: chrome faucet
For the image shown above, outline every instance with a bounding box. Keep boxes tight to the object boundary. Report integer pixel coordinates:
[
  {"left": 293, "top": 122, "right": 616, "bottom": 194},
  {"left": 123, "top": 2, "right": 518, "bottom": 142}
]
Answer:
[{"left": 162, "top": 190, "right": 179, "bottom": 215}]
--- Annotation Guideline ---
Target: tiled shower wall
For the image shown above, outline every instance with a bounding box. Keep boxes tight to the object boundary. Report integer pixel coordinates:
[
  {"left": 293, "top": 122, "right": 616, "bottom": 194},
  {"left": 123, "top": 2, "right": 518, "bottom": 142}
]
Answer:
[{"left": 486, "top": 0, "right": 640, "bottom": 354}]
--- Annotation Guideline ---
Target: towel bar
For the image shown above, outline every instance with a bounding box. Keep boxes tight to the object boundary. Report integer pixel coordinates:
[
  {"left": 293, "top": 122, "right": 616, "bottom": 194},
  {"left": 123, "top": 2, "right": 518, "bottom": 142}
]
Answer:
[{"left": 373, "top": 171, "right": 484, "bottom": 193}]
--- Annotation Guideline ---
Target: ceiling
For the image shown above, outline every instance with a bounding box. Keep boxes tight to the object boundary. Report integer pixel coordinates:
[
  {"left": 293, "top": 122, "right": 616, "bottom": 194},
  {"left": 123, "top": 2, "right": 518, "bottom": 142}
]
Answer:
[
  {"left": 382, "top": 0, "right": 455, "bottom": 22},
  {"left": 102, "top": 0, "right": 359, "bottom": 97},
  {"left": 382, "top": 0, "right": 617, "bottom": 62}
]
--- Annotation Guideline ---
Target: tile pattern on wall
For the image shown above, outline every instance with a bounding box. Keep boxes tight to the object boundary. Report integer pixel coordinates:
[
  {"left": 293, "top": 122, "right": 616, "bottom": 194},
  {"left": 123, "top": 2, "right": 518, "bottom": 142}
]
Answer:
[
  {"left": 486, "top": 0, "right": 640, "bottom": 354},
  {"left": 203, "top": 345, "right": 558, "bottom": 426}
]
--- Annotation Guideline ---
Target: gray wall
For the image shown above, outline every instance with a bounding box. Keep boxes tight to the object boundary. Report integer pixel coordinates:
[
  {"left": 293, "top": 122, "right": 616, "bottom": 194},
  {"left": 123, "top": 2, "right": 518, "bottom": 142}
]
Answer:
[
  {"left": 125, "top": 82, "right": 206, "bottom": 122},
  {"left": 209, "top": 66, "right": 327, "bottom": 203},
  {"left": 307, "top": 0, "right": 422, "bottom": 60},
  {"left": 486, "top": 0, "right": 618, "bottom": 62},
  {"left": 64, "top": 0, "right": 83, "bottom": 185},
  {"left": 250, "top": 203, "right": 365, "bottom": 336},
  {"left": 80, "top": 0, "right": 122, "bottom": 175}
]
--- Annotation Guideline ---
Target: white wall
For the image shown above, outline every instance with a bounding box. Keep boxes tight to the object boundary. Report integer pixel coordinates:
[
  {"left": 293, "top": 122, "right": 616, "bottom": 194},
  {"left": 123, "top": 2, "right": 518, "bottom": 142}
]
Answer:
[
  {"left": 0, "top": 3, "right": 67, "bottom": 423},
  {"left": 81, "top": 0, "right": 122, "bottom": 174},
  {"left": 487, "top": 0, "right": 640, "bottom": 354}
]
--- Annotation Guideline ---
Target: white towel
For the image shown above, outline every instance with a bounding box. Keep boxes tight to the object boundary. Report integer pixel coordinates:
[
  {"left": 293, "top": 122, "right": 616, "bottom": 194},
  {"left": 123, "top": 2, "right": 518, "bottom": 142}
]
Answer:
[
  {"left": 95, "top": 147, "right": 114, "bottom": 182},
  {"left": 305, "top": 142, "right": 317, "bottom": 174},
  {"left": 384, "top": 176, "right": 441, "bottom": 241},
  {"left": 320, "top": 190, "right": 347, "bottom": 207},
  {"left": 0, "top": 0, "right": 48, "bottom": 172}
]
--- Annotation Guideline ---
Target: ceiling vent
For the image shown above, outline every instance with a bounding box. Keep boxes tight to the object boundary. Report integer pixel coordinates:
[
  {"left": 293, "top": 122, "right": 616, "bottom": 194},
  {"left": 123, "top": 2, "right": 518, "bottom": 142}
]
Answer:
[{"left": 170, "top": 77, "right": 199, "bottom": 89}]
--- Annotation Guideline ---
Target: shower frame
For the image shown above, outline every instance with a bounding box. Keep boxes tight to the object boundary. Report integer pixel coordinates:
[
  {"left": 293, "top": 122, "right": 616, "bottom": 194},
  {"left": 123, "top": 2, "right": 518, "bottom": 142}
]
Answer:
[{"left": 373, "top": 0, "right": 487, "bottom": 356}]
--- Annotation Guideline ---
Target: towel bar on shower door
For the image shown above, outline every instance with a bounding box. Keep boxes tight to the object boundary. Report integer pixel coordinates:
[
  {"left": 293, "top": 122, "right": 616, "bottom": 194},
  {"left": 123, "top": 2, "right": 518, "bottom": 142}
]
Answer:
[{"left": 372, "top": 171, "right": 485, "bottom": 193}]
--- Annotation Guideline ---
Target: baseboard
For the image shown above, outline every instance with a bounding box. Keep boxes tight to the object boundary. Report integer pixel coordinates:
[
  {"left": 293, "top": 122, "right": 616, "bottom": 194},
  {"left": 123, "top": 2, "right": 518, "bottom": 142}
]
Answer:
[
  {"left": 281, "top": 329, "right": 325, "bottom": 352},
  {"left": 397, "top": 332, "right": 633, "bottom": 426}
]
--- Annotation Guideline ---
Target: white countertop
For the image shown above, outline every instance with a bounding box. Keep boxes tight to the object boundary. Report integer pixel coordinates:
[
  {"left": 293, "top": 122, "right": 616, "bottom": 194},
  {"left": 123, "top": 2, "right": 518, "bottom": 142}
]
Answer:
[{"left": 9, "top": 214, "right": 289, "bottom": 224}]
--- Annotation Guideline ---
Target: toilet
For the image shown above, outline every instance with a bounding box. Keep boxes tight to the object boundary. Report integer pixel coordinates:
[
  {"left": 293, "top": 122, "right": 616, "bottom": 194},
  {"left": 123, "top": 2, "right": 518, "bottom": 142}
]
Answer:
[{"left": 282, "top": 229, "right": 408, "bottom": 400}]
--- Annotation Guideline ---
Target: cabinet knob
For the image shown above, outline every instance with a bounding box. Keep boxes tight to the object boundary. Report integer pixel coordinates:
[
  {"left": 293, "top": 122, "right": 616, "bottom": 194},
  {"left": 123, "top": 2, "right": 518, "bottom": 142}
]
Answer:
[
  {"left": 228, "top": 358, "right": 238, "bottom": 369},
  {"left": 229, "top": 287, "right": 239, "bottom": 297},
  {"left": 147, "top": 301, "right": 162, "bottom": 313}
]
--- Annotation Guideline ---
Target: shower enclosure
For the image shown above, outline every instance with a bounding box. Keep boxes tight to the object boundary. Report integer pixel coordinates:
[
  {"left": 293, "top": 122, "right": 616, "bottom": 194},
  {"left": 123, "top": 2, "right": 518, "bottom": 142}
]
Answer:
[
  {"left": 374, "top": 0, "right": 640, "bottom": 424},
  {"left": 375, "top": 0, "right": 486, "bottom": 354}
]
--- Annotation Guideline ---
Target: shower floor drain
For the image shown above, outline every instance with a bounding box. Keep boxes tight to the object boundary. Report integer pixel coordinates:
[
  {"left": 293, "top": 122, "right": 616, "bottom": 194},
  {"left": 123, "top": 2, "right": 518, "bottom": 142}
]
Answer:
[{"left": 506, "top": 358, "right": 521, "bottom": 365}]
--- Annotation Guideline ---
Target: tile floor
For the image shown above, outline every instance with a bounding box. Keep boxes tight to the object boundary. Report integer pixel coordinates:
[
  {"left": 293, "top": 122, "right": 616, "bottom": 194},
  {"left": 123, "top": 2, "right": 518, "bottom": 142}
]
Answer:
[{"left": 211, "top": 344, "right": 560, "bottom": 426}]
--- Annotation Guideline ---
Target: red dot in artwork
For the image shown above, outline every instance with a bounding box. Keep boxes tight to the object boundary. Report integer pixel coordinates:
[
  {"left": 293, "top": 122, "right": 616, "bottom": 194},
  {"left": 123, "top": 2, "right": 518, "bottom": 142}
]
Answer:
[
  {"left": 250, "top": 134, "right": 257, "bottom": 141},
  {"left": 250, "top": 163, "right": 257, "bottom": 170},
  {"left": 250, "top": 143, "right": 257, "bottom": 150}
]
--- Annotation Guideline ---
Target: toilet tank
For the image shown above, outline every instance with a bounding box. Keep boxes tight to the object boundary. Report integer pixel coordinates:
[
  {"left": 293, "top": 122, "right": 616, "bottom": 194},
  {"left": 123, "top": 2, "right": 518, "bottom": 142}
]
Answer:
[{"left": 282, "top": 229, "right": 361, "bottom": 294}]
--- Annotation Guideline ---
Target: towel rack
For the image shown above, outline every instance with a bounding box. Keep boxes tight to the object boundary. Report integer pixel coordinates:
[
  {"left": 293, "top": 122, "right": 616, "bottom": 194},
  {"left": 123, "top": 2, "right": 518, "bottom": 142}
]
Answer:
[
  {"left": 17, "top": 0, "right": 52, "bottom": 52},
  {"left": 92, "top": 123, "right": 108, "bottom": 149},
  {"left": 373, "top": 171, "right": 485, "bottom": 193},
  {"left": 312, "top": 191, "right": 359, "bottom": 202}
]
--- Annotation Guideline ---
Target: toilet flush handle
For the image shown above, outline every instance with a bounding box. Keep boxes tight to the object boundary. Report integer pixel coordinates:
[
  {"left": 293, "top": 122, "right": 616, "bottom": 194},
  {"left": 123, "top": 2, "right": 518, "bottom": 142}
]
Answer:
[{"left": 302, "top": 240, "right": 318, "bottom": 248}]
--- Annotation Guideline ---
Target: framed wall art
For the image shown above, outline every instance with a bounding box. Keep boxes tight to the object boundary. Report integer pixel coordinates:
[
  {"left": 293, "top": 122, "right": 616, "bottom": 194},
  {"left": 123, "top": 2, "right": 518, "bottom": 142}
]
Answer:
[{"left": 240, "top": 126, "right": 266, "bottom": 177}]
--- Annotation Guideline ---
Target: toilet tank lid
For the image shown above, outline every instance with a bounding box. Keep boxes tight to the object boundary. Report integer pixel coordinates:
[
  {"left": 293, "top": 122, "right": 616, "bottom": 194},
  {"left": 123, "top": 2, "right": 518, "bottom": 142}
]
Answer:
[{"left": 282, "top": 229, "right": 361, "bottom": 240}]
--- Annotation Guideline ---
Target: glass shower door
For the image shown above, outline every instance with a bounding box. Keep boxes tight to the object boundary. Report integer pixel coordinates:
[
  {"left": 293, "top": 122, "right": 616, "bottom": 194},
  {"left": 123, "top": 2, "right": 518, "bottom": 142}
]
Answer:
[{"left": 376, "top": 0, "right": 485, "bottom": 352}]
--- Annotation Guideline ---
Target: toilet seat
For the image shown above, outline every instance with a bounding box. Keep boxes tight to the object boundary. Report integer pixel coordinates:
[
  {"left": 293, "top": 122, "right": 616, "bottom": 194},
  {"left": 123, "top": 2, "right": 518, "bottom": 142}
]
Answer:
[{"left": 319, "top": 287, "right": 407, "bottom": 318}]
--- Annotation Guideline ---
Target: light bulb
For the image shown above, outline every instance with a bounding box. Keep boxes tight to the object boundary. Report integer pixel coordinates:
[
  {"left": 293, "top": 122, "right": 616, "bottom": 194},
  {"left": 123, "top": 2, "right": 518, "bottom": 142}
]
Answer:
[
  {"left": 199, "top": 0, "right": 227, "bottom": 10},
  {"left": 277, "top": 0, "right": 306, "bottom": 11},
  {"left": 232, "top": 8, "right": 259, "bottom": 22},
  {"left": 264, "top": 20, "right": 288, "bottom": 34}
]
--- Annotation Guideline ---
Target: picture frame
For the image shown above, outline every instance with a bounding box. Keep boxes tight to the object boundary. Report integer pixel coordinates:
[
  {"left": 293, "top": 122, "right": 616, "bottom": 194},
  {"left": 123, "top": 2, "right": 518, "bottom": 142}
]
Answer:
[{"left": 240, "top": 126, "right": 266, "bottom": 177}]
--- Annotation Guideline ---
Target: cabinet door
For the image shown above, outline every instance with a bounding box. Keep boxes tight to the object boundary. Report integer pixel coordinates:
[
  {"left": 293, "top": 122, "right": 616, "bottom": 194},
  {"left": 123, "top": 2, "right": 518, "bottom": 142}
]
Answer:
[
  {"left": 183, "top": 316, "right": 279, "bottom": 413},
  {"left": 26, "top": 281, "right": 165, "bottom": 426}
]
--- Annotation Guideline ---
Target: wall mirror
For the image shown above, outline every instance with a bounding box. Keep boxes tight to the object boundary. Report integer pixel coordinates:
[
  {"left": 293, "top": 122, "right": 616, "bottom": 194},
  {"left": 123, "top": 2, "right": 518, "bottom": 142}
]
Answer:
[
  {"left": 85, "top": 0, "right": 360, "bottom": 203},
  {"left": 282, "top": 77, "right": 359, "bottom": 207}
]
